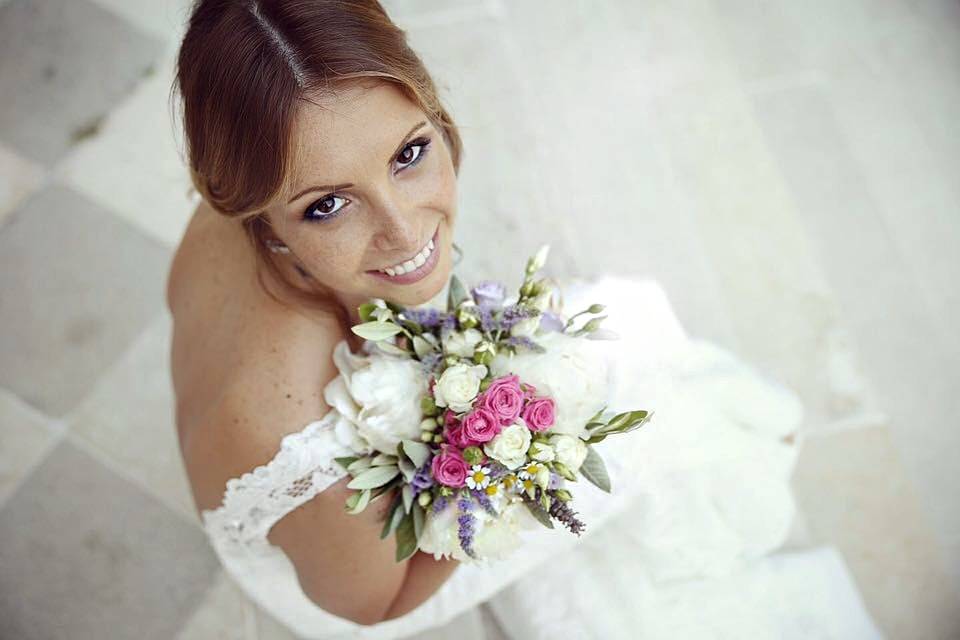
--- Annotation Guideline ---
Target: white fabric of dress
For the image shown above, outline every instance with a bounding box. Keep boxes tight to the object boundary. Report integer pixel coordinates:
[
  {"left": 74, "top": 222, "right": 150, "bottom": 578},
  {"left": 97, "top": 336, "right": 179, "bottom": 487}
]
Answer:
[{"left": 199, "top": 276, "right": 883, "bottom": 640}]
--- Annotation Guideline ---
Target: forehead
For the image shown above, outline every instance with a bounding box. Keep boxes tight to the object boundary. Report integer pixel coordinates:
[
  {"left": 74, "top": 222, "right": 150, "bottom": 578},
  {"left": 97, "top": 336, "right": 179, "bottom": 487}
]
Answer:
[{"left": 285, "top": 81, "right": 425, "bottom": 190}]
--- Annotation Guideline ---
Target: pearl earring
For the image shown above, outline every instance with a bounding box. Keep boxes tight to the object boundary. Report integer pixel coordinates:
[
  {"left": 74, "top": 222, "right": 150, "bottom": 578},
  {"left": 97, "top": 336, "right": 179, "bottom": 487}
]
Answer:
[{"left": 266, "top": 239, "right": 290, "bottom": 254}]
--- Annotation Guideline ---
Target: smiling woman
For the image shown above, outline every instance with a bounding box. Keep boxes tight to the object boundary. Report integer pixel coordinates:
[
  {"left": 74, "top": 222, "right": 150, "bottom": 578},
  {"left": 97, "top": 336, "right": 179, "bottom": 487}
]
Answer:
[
  {"left": 172, "top": 0, "right": 464, "bottom": 329},
  {"left": 166, "top": 0, "right": 472, "bottom": 637}
]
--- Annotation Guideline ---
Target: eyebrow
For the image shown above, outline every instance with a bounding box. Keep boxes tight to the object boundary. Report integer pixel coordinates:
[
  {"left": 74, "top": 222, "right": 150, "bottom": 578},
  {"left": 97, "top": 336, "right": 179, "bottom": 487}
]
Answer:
[{"left": 286, "top": 120, "right": 429, "bottom": 205}]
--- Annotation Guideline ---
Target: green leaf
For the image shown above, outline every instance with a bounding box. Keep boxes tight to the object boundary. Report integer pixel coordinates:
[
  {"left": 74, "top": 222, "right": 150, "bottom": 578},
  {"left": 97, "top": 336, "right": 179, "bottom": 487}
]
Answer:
[
  {"left": 346, "top": 465, "right": 399, "bottom": 490},
  {"left": 412, "top": 502, "right": 425, "bottom": 540},
  {"left": 447, "top": 274, "right": 469, "bottom": 311},
  {"left": 357, "top": 302, "right": 378, "bottom": 323},
  {"left": 401, "top": 439, "right": 431, "bottom": 469},
  {"left": 371, "top": 453, "right": 398, "bottom": 466},
  {"left": 402, "top": 483, "right": 414, "bottom": 514},
  {"left": 592, "top": 410, "right": 652, "bottom": 437},
  {"left": 334, "top": 456, "right": 359, "bottom": 471},
  {"left": 375, "top": 340, "right": 411, "bottom": 356},
  {"left": 395, "top": 512, "right": 418, "bottom": 562},
  {"left": 345, "top": 488, "right": 372, "bottom": 514},
  {"left": 579, "top": 445, "right": 611, "bottom": 493},
  {"left": 523, "top": 499, "right": 555, "bottom": 529},
  {"left": 347, "top": 457, "right": 373, "bottom": 474},
  {"left": 397, "top": 454, "right": 417, "bottom": 482},
  {"left": 380, "top": 495, "right": 404, "bottom": 540},
  {"left": 412, "top": 335, "right": 435, "bottom": 358},
  {"left": 351, "top": 321, "right": 404, "bottom": 342}
]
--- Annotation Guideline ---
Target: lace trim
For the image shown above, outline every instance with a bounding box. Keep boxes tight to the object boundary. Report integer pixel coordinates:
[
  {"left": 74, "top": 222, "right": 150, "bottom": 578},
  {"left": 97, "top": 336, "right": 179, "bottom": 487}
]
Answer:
[{"left": 200, "top": 410, "right": 354, "bottom": 554}]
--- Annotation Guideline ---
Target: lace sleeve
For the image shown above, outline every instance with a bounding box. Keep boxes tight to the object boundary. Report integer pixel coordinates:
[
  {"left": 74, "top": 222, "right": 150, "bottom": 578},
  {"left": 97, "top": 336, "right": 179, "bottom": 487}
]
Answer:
[{"left": 200, "top": 410, "right": 357, "bottom": 554}]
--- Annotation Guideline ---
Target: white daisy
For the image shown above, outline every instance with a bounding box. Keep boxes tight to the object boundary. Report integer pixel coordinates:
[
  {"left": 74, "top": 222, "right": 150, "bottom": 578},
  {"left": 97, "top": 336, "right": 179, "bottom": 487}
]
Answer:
[{"left": 465, "top": 464, "right": 492, "bottom": 490}]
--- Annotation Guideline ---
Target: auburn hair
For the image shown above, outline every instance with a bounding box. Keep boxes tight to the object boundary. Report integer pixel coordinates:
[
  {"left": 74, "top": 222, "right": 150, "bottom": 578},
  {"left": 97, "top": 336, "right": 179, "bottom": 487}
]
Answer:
[{"left": 171, "top": 0, "right": 463, "bottom": 325}]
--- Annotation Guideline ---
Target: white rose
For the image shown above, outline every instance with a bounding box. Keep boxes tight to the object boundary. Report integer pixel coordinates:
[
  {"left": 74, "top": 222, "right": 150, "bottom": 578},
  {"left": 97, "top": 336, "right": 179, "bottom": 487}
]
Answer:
[
  {"left": 322, "top": 340, "right": 428, "bottom": 455},
  {"left": 528, "top": 441, "right": 555, "bottom": 462},
  {"left": 443, "top": 328, "right": 483, "bottom": 358},
  {"left": 509, "top": 316, "right": 541, "bottom": 338},
  {"left": 549, "top": 433, "right": 588, "bottom": 472},
  {"left": 483, "top": 421, "right": 532, "bottom": 470},
  {"left": 490, "top": 331, "right": 610, "bottom": 438},
  {"left": 433, "top": 362, "right": 488, "bottom": 412}
]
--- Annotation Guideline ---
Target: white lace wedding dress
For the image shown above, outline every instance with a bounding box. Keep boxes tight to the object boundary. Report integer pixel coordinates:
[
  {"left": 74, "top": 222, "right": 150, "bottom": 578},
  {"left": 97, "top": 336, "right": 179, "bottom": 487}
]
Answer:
[{"left": 199, "top": 276, "right": 883, "bottom": 640}]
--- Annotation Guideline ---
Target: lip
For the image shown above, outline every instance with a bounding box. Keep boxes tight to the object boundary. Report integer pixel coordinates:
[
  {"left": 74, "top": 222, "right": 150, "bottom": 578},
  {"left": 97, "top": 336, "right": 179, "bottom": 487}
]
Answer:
[{"left": 366, "top": 226, "right": 441, "bottom": 285}]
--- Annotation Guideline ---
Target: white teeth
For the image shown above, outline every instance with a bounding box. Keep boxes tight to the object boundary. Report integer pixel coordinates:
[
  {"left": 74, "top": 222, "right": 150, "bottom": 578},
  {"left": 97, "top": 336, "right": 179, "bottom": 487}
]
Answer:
[{"left": 378, "top": 233, "right": 436, "bottom": 276}]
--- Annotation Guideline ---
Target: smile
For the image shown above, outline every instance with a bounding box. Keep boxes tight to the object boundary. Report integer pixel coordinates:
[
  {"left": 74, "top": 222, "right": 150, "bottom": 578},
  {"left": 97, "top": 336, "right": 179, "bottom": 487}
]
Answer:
[{"left": 367, "top": 226, "right": 441, "bottom": 285}]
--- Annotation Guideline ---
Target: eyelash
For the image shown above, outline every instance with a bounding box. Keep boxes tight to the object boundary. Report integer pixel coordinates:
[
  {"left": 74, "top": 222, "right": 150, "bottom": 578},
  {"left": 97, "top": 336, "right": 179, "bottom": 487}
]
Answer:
[{"left": 302, "top": 136, "right": 433, "bottom": 222}]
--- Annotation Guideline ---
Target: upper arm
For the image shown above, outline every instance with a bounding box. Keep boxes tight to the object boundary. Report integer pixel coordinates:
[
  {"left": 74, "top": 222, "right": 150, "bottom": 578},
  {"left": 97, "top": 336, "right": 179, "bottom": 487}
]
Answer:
[{"left": 187, "top": 310, "right": 409, "bottom": 626}]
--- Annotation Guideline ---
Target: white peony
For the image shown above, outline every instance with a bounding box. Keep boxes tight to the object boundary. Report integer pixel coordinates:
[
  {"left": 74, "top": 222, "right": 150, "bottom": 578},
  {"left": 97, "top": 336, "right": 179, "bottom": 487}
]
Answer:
[
  {"left": 490, "top": 331, "right": 610, "bottom": 438},
  {"left": 548, "top": 433, "right": 589, "bottom": 473},
  {"left": 471, "top": 500, "right": 525, "bottom": 561},
  {"left": 433, "top": 362, "right": 488, "bottom": 412},
  {"left": 417, "top": 499, "right": 473, "bottom": 562},
  {"left": 322, "top": 340, "right": 428, "bottom": 455},
  {"left": 443, "top": 328, "right": 483, "bottom": 358},
  {"left": 483, "top": 420, "right": 532, "bottom": 470}
]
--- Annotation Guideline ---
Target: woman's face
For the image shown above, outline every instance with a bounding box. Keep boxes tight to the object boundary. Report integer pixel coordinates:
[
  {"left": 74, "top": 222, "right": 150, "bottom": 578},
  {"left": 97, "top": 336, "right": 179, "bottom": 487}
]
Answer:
[{"left": 264, "top": 80, "right": 458, "bottom": 309}]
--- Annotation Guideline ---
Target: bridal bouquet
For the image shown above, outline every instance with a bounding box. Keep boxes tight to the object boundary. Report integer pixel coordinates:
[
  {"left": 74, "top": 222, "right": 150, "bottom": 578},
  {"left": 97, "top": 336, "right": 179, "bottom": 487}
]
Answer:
[{"left": 327, "top": 246, "right": 652, "bottom": 564}]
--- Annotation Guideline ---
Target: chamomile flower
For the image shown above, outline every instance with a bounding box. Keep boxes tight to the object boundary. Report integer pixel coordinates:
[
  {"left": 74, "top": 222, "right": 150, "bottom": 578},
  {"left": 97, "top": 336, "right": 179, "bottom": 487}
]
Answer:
[
  {"left": 501, "top": 473, "right": 518, "bottom": 492},
  {"left": 465, "top": 464, "right": 492, "bottom": 490},
  {"left": 483, "top": 482, "right": 502, "bottom": 498},
  {"left": 517, "top": 461, "right": 544, "bottom": 480}
]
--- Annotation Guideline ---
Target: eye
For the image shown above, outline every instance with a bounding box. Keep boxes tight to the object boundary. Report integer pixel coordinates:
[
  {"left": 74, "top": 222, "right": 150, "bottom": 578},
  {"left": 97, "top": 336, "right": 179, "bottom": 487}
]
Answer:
[
  {"left": 395, "top": 136, "right": 432, "bottom": 171},
  {"left": 303, "top": 193, "right": 350, "bottom": 222}
]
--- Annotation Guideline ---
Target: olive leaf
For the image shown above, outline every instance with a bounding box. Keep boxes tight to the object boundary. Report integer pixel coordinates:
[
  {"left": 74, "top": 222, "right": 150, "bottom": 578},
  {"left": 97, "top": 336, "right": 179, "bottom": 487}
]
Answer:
[
  {"left": 347, "top": 456, "right": 373, "bottom": 474},
  {"left": 401, "top": 483, "right": 414, "bottom": 514},
  {"left": 375, "top": 340, "right": 411, "bottom": 357},
  {"left": 345, "top": 488, "right": 372, "bottom": 514},
  {"left": 351, "top": 321, "right": 404, "bottom": 342},
  {"left": 395, "top": 512, "right": 418, "bottom": 562},
  {"left": 334, "top": 456, "right": 359, "bottom": 471},
  {"left": 412, "top": 502, "right": 425, "bottom": 540},
  {"left": 380, "top": 495, "right": 405, "bottom": 540},
  {"left": 579, "top": 445, "right": 611, "bottom": 493},
  {"left": 401, "top": 439, "right": 431, "bottom": 469},
  {"left": 447, "top": 274, "right": 469, "bottom": 311},
  {"left": 357, "top": 302, "right": 379, "bottom": 323},
  {"left": 346, "top": 465, "right": 399, "bottom": 490},
  {"left": 522, "top": 499, "right": 555, "bottom": 529}
]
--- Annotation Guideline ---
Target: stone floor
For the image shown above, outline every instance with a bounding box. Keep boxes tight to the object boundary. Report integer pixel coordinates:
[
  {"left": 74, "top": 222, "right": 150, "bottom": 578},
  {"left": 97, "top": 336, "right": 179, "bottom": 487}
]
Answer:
[{"left": 1, "top": 0, "right": 958, "bottom": 638}]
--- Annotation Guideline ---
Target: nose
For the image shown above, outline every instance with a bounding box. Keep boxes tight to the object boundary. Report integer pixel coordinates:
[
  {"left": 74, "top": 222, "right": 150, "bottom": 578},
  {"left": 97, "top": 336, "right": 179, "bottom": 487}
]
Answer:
[{"left": 370, "top": 188, "right": 420, "bottom": 254}]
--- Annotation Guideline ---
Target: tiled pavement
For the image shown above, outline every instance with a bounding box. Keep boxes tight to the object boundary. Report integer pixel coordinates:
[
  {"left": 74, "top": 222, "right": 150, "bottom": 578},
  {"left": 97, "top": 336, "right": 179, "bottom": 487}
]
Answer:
[{"left": 0, "top": 0, "right": 958, "bottom": 638}]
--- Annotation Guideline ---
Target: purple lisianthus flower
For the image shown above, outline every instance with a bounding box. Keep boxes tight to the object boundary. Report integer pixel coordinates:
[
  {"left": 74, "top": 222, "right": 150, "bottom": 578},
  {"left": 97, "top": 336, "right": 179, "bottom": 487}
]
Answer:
[
  {"left": 539, "top": 310, "right": 565, "bottom": 332},
  {"left": 411, "top": 464, "right": 435, "bottom": 495},
  {"left": 548, "top": 472, "right": 562, "bottom": 490},
  {"left": 471, "top": 280, "right": 507, "bottom": 308}
]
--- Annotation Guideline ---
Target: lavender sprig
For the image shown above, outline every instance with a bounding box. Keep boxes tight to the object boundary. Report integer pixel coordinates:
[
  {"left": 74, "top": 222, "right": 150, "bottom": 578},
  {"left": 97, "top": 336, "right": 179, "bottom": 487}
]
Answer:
[
  {"left": 545, "top": 489, "right": 586, "bottom": 536},
  {"left": 457, "top": 496, "right": 478, "bottom": 559}
]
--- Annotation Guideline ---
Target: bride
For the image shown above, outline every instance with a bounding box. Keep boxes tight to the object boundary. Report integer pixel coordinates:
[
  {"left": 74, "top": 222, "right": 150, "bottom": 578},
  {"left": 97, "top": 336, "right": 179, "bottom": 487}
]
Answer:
[{"left": 167, "top": 1, "right": 881, "bottom": 638}]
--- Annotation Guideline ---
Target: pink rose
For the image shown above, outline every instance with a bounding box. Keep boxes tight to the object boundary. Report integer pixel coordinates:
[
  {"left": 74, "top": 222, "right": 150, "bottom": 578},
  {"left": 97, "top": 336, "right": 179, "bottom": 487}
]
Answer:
[
  {"left": 521, "top": 382, "right": 538, "bottom": 402},
  {"left": 442, "top": 410, "right": 472, "bottom": 448},
  {"left": 522, "top": 397, "right": 556, "bottom": 432},
  {"left": 480, "top": 374, "right": 525, "bottom": 426},
  {"left": 461, "top": 407, "right": 501, "bottom": 443},
  {"left": 431, "top": 445, "right": 469, "bottom": 488}
]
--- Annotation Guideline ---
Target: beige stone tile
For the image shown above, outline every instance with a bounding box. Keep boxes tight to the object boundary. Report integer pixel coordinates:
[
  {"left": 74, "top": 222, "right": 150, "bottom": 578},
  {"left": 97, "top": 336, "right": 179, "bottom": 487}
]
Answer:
[
  {"left": 175, "top": 570, "right": 257, "bottom": 640},
  {"left": 68, "top": 311, "right": 199, "bottom": 525},
  {"left": 792, "top": 426, "right": 960, "bottom": 639},
  {"left": 56, "top": 51, "right": 195, "bottom": 248},
  {"left": 0, "top": 143, "right": 44, "bottom": 225},
  {"left": 0, "top": 388, "right": 63, "bottom": 507}
]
